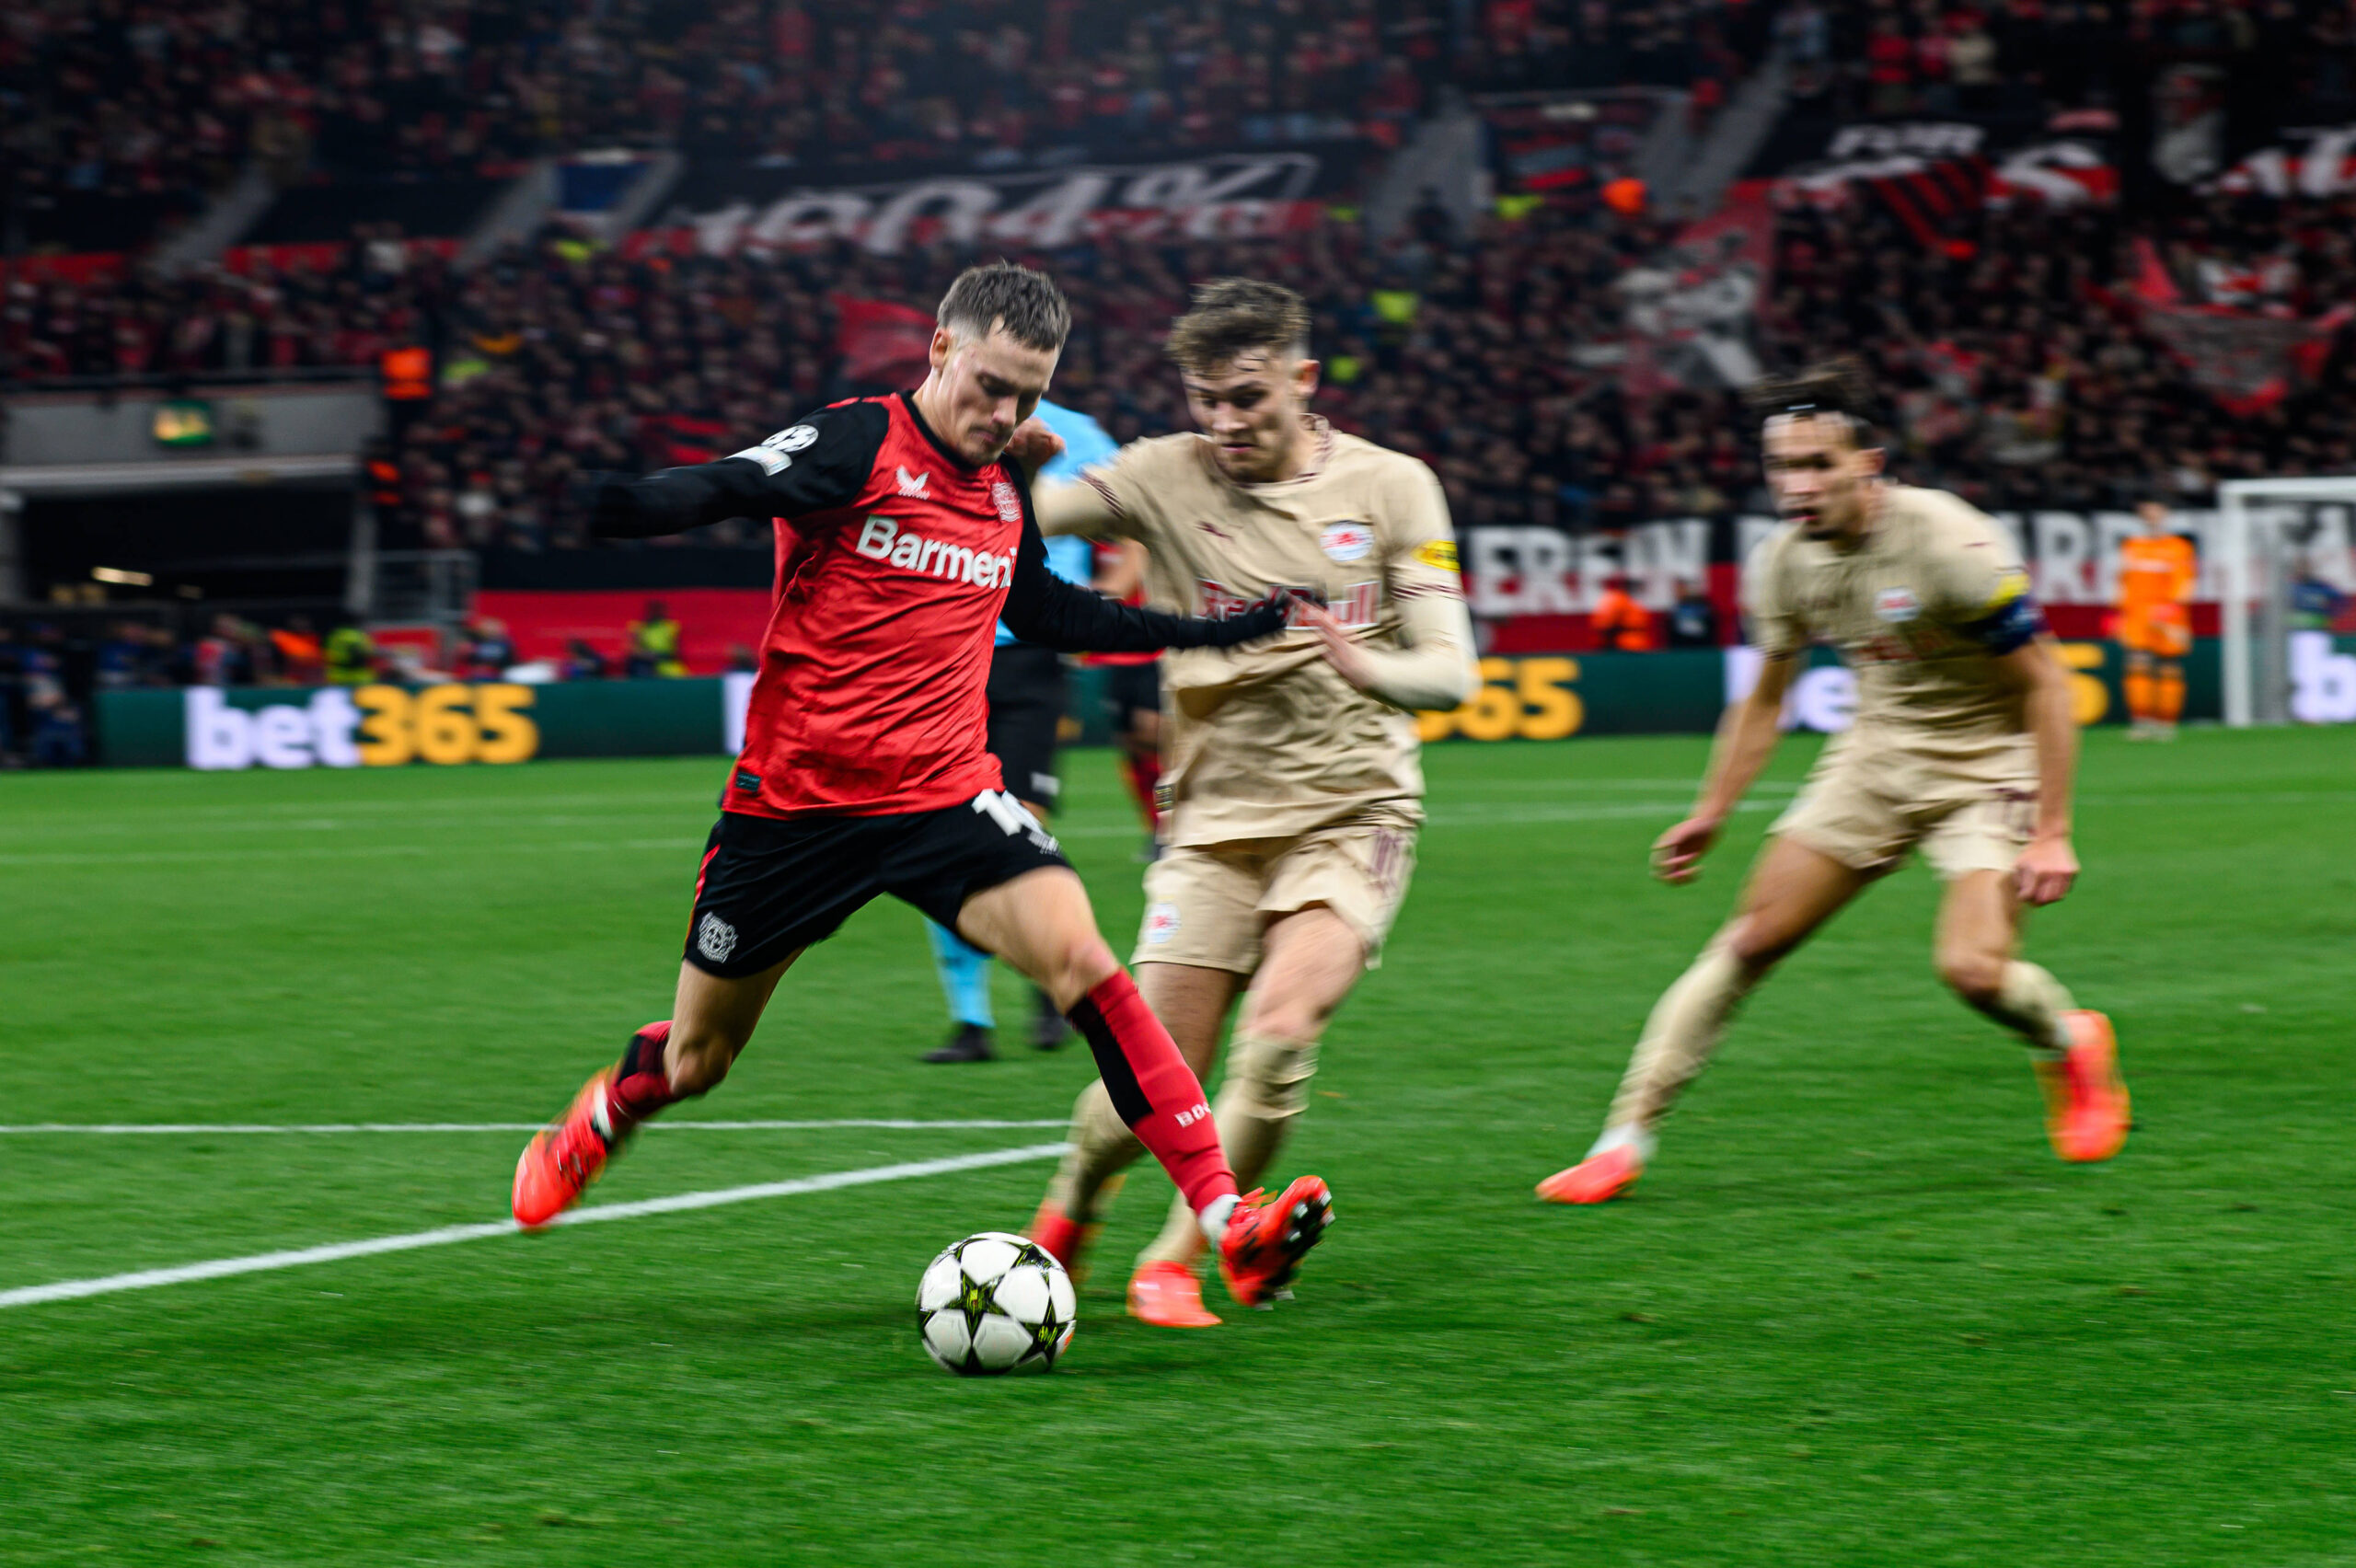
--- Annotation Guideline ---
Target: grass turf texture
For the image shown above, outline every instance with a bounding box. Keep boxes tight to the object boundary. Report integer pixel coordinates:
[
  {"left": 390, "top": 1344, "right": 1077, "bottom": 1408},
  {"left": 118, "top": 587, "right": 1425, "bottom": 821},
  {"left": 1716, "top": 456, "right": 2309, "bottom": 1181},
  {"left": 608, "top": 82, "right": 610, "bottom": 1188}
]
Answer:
[{"left": 2, "top": 731, "right": 2351, "bottom": 1566}]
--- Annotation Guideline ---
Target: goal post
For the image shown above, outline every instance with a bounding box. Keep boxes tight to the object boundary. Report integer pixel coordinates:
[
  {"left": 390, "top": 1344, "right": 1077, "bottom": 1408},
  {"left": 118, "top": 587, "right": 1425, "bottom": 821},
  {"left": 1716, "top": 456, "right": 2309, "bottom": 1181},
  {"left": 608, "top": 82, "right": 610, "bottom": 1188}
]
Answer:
[{"left": 2214, "top": 475, "right": 2356, "bottom": 727}]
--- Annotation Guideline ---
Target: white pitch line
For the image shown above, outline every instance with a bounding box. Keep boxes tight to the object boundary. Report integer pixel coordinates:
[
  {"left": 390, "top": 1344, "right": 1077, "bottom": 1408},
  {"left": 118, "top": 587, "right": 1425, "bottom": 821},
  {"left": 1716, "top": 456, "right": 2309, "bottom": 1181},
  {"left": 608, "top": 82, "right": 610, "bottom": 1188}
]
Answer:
[
  {"left": 0, "top": 1141, "right": 1068, "bottom": 1310},
  {"left": 0, "top": 1119, "right": 1069, "bottom": 1136}
]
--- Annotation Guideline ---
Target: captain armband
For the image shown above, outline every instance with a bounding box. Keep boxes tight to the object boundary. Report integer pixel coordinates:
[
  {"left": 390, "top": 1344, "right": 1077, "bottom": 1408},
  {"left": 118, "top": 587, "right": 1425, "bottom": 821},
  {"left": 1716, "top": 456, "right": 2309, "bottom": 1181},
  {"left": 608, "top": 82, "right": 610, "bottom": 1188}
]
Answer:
[{"left": 1961, "top": 571, "right": 2046, "bottom": 655}]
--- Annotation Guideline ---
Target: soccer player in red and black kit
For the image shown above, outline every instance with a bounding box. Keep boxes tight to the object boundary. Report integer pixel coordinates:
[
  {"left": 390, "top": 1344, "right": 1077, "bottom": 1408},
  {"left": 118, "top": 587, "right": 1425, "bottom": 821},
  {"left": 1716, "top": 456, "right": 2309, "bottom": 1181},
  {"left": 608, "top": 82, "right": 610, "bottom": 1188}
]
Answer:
[{"left": 510, "top": 264, "right": 1334, "bottom": 1309}]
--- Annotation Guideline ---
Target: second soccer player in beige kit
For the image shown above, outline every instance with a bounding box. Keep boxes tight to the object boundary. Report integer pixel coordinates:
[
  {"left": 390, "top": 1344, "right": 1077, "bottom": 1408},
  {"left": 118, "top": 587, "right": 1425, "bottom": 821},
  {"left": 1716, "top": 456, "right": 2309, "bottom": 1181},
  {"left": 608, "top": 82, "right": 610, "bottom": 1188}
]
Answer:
[{"left": 1024, "top": 279, "right": 1477, "bottom": 1327}]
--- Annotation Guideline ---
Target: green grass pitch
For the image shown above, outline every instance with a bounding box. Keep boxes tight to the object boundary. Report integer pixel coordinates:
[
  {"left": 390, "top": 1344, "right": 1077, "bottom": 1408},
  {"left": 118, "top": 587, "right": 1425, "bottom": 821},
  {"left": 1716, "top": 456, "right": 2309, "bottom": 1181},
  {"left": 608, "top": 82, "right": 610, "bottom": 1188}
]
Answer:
[{"left": 2, "top": 728, "right": 2351, "bottom": 1565}]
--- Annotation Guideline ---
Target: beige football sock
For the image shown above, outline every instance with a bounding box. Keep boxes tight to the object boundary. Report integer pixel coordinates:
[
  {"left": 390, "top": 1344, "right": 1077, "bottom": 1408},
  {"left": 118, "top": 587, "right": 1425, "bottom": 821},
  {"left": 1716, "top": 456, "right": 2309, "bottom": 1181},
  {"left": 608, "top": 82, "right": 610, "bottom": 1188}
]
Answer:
[
  {"left": 1981, "top": 961, "right": 2075, "bottom": 1055},
  {"left": 1044, "top": 1079, "right": 1141, "bottom": 1224},
  {"left": 1598, "top": 939, "right": 1759, "bottom": 1149},
  {"left": 1138, "top": 1032, "right": 1317, "bottom": 1270}
]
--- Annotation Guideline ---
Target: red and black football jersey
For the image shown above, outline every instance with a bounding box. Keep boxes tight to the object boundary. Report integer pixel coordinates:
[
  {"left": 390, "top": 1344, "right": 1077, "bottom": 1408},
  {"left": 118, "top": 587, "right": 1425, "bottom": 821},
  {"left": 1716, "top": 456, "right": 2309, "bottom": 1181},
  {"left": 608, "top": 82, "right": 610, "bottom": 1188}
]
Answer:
[{"left": 583, "top": 392, "right": 1277, "bottom": 820}]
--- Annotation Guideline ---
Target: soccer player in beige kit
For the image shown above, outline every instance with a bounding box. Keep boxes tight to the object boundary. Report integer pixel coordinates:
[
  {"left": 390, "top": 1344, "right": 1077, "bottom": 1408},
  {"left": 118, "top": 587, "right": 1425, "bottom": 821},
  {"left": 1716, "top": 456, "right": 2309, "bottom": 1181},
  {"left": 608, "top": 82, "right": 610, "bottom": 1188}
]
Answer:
[
  {"left": 1022, "top": 279, "right": 1477, "bottom": 1326},
  {"left": 1540, "top": 363, "right": 2131, "bottom": 1205}
]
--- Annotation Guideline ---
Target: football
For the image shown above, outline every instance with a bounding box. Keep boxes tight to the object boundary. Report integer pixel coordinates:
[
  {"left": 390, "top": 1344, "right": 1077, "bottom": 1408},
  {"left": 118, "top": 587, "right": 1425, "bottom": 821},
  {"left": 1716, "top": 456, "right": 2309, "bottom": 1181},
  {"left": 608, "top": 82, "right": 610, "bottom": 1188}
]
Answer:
[{"left": 916, "top": 1231, "right": 1077, "bottom": 1376}]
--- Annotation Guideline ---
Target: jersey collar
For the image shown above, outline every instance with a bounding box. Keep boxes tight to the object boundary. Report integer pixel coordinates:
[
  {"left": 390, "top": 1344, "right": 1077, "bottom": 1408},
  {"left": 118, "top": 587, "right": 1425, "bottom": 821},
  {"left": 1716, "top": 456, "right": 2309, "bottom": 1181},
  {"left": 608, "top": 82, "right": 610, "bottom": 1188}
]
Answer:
[{"left": 898, "top": 389, "right": 991, "bottom": 474}]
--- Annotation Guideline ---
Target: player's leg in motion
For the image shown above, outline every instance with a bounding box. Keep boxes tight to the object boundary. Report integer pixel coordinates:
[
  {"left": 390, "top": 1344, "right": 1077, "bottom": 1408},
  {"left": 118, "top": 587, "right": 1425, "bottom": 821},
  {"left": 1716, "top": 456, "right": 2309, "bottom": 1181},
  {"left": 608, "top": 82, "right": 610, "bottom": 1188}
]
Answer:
[
  {"left": 1541, "top": 836, "right": 1871, "bottom": 1204},
  {"left": 1034, "top": 961, "right": 1238, "bottom": 1297},
  {"left": 969, "top": 869, "right": 1332, "bottom": 1317},
  {"left": 1934, "top": 870, "right": 2129, "bottom": 1161},
  {"left": 512, "top": 956, "right": 796, "bottom": 1226},
  {"left": 1127, "top": 908, "right": 1357, "bottom": 1319}
]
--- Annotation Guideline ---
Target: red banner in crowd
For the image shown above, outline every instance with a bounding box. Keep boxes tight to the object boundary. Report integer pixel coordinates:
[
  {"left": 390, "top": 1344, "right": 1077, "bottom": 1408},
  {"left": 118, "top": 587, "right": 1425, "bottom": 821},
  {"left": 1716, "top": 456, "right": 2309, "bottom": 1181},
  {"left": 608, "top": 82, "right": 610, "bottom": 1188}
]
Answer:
[
  {"left": 1616, "top": 184, "right": 1776, "bottom": 398},
  {"left": 2126, "top": 237, "right": 2353, "bottom": 413}
]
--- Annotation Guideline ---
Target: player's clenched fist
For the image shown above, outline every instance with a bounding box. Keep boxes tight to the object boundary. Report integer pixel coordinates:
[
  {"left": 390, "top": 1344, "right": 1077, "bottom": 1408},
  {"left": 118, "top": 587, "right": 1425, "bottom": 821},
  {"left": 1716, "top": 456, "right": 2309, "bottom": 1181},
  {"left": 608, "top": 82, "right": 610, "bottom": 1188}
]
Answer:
[
  {"left": 2013, "top": 836, "right": 2078, "bottom": 906},
  {"left": 1650, "top": 814, "right": 1722, "bottom": 883}
]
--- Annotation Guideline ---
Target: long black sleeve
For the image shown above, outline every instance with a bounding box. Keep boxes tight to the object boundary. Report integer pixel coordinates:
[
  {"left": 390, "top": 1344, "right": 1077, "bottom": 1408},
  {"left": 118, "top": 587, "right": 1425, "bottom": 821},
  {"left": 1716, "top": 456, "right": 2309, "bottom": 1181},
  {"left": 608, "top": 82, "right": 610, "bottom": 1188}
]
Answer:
[
  {"left": 999, "top": 479, "right": 1287, "bottom": 653},
  {"left": 583, "top": 401, "right": 888, "bottom": 538}
]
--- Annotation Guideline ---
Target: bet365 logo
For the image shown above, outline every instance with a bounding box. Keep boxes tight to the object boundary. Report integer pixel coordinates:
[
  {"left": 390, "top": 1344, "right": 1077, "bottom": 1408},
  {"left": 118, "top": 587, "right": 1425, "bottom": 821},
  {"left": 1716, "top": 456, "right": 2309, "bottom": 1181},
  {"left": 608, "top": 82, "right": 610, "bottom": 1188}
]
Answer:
[{"left": 185, "top": 684, "right": 539, "bottom": 769}]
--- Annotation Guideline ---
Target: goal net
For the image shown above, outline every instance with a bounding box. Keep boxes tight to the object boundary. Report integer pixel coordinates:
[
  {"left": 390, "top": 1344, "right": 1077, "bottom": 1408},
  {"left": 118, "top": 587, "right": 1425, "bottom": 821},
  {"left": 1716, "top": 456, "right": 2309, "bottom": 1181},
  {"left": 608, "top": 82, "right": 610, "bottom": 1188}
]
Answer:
[{"left": 2214, "top": 476, "right": 2356, "bottom": 726}]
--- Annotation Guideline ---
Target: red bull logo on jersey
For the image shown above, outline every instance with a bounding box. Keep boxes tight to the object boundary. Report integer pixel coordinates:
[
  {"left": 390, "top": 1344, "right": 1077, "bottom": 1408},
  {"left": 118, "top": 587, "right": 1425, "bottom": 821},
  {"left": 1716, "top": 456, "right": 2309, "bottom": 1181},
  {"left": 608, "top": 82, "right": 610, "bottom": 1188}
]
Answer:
[
  {"left": 1197, "top": 577, "right": 1380, "bottom": 628},
  {"left": 854, "top": 514, "right": 1016, "bottom": 588}
]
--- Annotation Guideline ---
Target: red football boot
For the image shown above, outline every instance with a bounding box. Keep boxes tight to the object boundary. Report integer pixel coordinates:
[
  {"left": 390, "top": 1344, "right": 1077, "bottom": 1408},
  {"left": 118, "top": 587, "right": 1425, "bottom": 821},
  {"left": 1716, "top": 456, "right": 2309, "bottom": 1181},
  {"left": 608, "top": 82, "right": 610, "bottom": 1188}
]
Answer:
[
  {"left": 2038, "top": 1009, "right": 2131, "bottom": 1163},
  {"left": 1216, "top": 1176, "right": 1334, "bottom": 1309},
  {"left": 1127, "top": 1261, "right": 1222, "bottom": 1328},
  {"left": 1537, "top": 1144, "right": 1644, "bottom": 1205},
  {"left": 512, "top": 1069, "right": 616, "bottom": 1228}
]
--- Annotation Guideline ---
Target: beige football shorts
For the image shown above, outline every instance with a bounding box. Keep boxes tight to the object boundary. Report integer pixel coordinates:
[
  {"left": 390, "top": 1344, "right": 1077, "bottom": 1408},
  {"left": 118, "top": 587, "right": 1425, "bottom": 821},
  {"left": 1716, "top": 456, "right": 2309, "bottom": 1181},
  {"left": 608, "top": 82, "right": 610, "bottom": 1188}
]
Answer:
[
  {"left": 1132, "top": 811, "right": 1420, "bottom": 974},
  {"left": 1773, "top": 737, "right": 2039, "bottom": 882}
]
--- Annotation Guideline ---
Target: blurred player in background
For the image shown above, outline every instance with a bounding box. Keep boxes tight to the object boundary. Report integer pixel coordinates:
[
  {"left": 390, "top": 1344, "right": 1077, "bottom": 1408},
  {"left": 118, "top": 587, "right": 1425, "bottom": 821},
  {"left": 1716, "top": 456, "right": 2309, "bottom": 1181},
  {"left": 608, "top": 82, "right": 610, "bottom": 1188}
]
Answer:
[
  {"left": 1540, "top": 362, "right": 2130, "bottom": 1205},
  {"left": 921, "top": 397, "right": 1116, "bottom": 1063},
  {"left": 1089, "top": 537, "right": 1167, "bottom": 861},
  {"left": 511, "top": 263, "right": 1331, "bottom": 1309},
  {"left": 1023, "top": 279, "right": 1474, "bottom": 1327},
  {"left": 2117, "top": 498, "right": 2196, "bottom": 740}
]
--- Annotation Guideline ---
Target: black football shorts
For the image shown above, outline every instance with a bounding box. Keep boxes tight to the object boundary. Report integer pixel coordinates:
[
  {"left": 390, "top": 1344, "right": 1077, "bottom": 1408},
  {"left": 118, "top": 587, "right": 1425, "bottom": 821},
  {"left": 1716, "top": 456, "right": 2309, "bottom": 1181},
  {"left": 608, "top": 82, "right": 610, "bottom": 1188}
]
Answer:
[
  {"left": 682, "top": 795, "right": 1071, "bottom": 979},
  {"left": 985, "top": 641, "right": 1067, "bottom": 813}
]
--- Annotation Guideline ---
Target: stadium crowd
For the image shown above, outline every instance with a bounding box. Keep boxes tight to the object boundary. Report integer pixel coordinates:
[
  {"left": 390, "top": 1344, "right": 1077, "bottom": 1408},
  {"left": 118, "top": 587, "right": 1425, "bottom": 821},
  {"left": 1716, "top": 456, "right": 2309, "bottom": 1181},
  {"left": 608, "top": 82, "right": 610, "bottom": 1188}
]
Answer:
[
  {"left": 320, "top": 179, "right": 2356, "bottom": 557},
  {"left": 0, "top": 0, "right": 1756, "bottom": 224}
]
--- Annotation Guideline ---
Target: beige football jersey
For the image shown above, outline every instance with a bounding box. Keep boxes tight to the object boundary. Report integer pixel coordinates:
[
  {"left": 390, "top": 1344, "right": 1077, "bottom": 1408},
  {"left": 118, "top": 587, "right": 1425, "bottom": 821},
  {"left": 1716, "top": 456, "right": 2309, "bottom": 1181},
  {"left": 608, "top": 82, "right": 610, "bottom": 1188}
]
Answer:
[
  {"left": 1744, "top": 484, "right": 2041, "bottom": 761},
  {"left": 1047, "top": 418, "right": 1465, "bottom": 846}
]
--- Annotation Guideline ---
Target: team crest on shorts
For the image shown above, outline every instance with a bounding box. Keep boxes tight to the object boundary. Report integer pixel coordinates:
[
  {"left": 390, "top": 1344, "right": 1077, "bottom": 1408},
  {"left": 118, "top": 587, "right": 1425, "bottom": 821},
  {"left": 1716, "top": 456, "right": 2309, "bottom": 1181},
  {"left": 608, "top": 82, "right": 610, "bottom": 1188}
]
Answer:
[
  {"left": 1875, "top": 586, "right": 1921, "bottom": 623},
  {"left": 1143, "top": 902, "right": 1181, "bottom": 945},
  {"left": 1320, "top": 521, "right": 1374, "bottom": 562},
  {"left": 696, "top": 912, "right": 739, "bottom": 963},
  {"left": 991, "top": 480, "right": 1022, "bottom": 522}
]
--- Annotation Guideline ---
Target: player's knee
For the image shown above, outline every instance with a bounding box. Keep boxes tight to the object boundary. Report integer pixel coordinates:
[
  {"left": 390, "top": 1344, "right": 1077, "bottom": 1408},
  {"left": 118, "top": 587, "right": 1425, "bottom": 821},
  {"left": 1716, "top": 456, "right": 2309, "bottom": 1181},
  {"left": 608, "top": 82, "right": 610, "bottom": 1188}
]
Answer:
[
  {"left": 1722, "top": 915, "right": 1796, "bottom": 971},
  {"left": 1238, "top": 994, "right": 1333, "bottom": 1043},
  {"left": 1042, "top": 935, "right": 1121, "bottom": 1012},
  {"left": 1936, "top": 950, "right": 2005, "bottom": 1008},
  {"left": 1229, "top": 1032, "right": 1320, "bottom": 1121}
]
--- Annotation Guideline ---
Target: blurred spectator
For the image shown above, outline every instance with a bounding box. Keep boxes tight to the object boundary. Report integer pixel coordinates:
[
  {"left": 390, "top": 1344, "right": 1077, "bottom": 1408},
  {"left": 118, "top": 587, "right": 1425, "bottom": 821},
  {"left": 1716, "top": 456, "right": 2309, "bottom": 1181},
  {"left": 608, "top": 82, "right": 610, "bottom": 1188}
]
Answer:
[
  {"left": 563, "top": 639, "right": 611, "bottom": 681},
  {"left": 625, "top": 601, "right": 685, "bottom": 679},
  {"left": 725, "top": 643, "right": 760, "bottom": 674},
  {"left": 456, "top": 617, "right": 515, "bottom": 680},
  {"left": 324, "top": 619, "right": 378, "bottom": 686},
  {"left": 271, "top": 617, "right": 326, "bottom": 685},
  {"left": 2291, "top": 556, "right": 2350, "bottom": 632},
  {"left": 1592, "top": 574, "right": 1658, "bottom": 651},
  {"left": 1667, "top": 580, "right": 1720, "bottom": 648}
]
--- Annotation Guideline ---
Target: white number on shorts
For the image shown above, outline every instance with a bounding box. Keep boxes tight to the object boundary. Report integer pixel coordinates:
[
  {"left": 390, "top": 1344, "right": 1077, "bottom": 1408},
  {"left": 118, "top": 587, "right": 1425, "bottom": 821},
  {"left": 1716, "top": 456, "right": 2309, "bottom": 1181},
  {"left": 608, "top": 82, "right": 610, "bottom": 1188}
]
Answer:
[{"left": 972, "top": 790, "right": 1058, "bottom": 853}]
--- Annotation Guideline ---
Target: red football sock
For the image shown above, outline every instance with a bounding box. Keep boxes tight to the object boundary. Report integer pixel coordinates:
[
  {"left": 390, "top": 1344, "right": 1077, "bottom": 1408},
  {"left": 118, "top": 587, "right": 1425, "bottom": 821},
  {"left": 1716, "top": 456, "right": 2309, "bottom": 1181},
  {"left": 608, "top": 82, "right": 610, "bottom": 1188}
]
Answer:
[
  {"left": 1067, "top": 971, "right": 1237, "bottom": 1214},
  {"left": 598, "top": 1020, "right": 687, "bottom": 1143},
  {"left": 1121, "top": 749, "right": 1162, "bottom": 828}
]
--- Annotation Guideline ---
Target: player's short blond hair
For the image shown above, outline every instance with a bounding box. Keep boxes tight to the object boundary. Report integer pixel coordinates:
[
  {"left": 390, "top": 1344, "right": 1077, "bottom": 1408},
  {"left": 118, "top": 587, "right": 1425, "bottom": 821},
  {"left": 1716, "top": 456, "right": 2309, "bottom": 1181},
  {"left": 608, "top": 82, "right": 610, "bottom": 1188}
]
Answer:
[{"left": 1164, "top": 278, "right": 1311, "bottom": 372}]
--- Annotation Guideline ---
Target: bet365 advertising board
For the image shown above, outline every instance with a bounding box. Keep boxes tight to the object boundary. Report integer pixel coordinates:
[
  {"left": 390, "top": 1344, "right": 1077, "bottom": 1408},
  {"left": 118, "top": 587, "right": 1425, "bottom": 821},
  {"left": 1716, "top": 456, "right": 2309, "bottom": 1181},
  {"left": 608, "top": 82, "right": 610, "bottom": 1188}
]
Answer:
[{"left": 90, "top": 638, "right": 2348, "bottom": 771}]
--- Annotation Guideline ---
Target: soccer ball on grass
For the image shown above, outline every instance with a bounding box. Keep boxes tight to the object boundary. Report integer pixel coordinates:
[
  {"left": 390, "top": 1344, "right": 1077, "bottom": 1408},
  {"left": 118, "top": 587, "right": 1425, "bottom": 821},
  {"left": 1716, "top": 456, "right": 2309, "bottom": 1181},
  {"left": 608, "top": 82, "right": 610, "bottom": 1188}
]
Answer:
[{"left": 917, "top": 1231, "right": 1076, "bottom": 1376}]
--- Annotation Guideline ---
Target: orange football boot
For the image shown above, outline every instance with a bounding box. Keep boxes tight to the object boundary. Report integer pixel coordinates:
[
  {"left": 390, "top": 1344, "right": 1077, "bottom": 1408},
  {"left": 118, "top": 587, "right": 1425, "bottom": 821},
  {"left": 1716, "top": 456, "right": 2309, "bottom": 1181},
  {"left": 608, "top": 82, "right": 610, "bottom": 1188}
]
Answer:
[
  {"left": 1536, "top": 1144, "right": 1643, "bottom": 1205},
  {"left": 1127, "top": 1261, "right": 1222, "bottom": 1328},
  {"left": 511, "top": 1069, "right": 617, "bottom": 1228},
  {"left": 2038, "top": 1009, "right": 2131, "bottom": 1163},
  {"left": 1216, "top": 1176, "right": 1334, "bottom": 1309}
]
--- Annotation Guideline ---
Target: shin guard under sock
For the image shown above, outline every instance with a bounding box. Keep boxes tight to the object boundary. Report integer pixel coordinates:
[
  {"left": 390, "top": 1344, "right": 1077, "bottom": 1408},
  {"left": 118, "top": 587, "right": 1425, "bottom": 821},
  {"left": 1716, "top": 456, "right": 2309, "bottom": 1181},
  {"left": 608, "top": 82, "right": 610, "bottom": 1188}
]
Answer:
[{"left": 1066, "top": 971, "right": 1236, "bottom": 1215}]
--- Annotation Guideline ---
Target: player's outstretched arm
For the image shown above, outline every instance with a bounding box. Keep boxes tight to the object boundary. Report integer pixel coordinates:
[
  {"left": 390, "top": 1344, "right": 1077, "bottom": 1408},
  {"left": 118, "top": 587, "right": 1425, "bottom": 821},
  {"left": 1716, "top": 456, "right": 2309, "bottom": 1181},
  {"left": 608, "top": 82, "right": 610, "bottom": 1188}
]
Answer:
[
  {"left": 1655, "top": 652, "right": 1796, "bottom": 883},
  {"left": 999, "top": 494, "right": 1282, "bottom": 652},
  {"left": 577, "top": 405, "right": 886, "bottom": 538},
  {"left": 1297, "top": 594, "right": 1476, "bottom": 713},
  {"left": 1992, "top": 634, "right": 2080, "bottom": 906}
]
